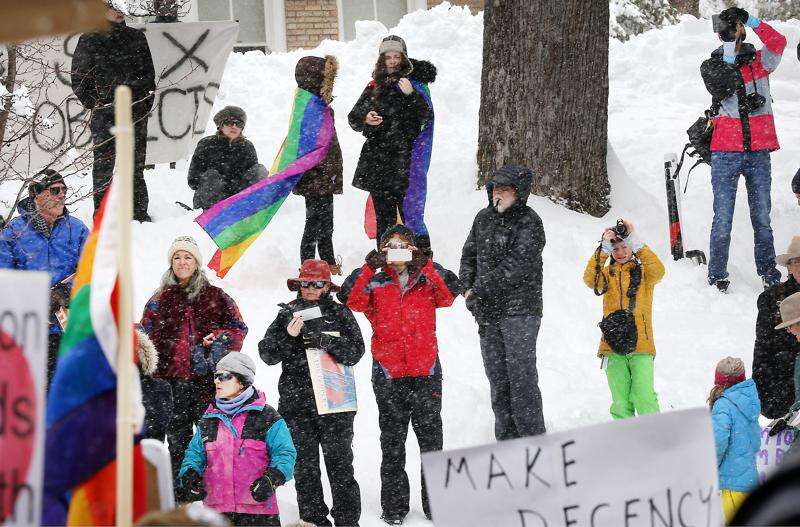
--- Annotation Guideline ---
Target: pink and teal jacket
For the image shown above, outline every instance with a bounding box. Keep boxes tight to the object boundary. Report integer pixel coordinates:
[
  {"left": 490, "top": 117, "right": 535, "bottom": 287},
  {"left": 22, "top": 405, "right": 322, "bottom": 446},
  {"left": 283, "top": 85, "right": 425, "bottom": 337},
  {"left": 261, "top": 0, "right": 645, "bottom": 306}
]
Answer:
[
  {"left": 179, "top": 390, "right": 296, "bottom": 516},
  {"left": 711, "top": 20, "right": 786, "bottom": 153}
]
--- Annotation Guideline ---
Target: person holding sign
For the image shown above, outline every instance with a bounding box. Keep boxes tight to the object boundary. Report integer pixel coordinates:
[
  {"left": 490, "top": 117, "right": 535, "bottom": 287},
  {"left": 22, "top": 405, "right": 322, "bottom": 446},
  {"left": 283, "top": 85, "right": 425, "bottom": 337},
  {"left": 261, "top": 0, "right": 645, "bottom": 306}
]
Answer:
[
  {"left": 708, "top": 357, "right": 761, "bottom": 523},
  {"left": 0, "top": 169, "right": 89, "bottom": 389},
  {"left": 258, "top": 260, "right": 365, "bottom": 527},
  {"left": 340, "top": 224, "right": 456, "bottom": 525},
  {"left": 178, "top": 352, "right": 296, "bottom": 527},
  {"left": 187, "top": 106, "right": 267, "bottom": 211},
  {"left": 139, "top": 236, "right": 248, "bottom": 493},
  {"left": 583, "top": 219, "right": 665, "bottom": 420}
]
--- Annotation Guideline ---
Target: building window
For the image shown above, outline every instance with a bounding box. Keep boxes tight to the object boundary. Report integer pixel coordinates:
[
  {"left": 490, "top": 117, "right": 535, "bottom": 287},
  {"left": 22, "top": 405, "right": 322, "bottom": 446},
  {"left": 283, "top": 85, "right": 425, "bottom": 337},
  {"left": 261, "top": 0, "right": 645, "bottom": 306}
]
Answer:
[
  {"left": 338, "top": 0, "right": 409, "bottom": 41},
  {"left": 197, "top": 0, "right": 267, "bottom": 51}
]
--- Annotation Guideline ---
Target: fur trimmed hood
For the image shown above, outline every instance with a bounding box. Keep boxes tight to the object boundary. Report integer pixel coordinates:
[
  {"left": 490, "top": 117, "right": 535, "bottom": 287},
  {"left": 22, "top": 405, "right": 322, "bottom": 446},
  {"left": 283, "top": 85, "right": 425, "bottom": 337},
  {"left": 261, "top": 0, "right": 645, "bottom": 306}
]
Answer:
[
  {"left": 295, "top": 55, "right": 338, "bottom": 104},
  {"left": 136, "top": 329, "right": 158, "bottom": 376},
  {"left": 409, "top": 58, "right": 437, "bottom": 84}
]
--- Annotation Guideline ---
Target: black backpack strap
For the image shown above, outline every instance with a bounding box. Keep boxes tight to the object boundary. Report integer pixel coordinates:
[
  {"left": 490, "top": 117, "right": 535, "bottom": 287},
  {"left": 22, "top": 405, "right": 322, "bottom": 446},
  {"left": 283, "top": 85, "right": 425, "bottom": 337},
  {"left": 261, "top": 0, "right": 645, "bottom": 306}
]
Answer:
[{"left": 625, "top": 260, "right": 643, "bottom": 313}]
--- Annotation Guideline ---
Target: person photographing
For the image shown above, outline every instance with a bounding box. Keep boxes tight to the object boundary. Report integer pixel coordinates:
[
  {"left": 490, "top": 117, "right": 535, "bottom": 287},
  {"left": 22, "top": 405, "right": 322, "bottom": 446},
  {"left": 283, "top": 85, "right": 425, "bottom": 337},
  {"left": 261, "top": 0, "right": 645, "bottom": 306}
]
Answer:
[{"left": 583, "top": 220, "right": 665, "bottom": 420}]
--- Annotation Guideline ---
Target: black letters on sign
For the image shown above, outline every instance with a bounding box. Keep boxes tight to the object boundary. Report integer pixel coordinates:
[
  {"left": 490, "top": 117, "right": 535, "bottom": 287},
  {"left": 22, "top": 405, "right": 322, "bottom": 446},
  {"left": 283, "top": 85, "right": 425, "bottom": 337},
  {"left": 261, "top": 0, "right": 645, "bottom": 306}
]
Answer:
[
  {"left": 162, "top": 29, "right": 210, "bottom": 79},
  {"left": 444, "top": 456, "right": 476, "bottom": 490}
]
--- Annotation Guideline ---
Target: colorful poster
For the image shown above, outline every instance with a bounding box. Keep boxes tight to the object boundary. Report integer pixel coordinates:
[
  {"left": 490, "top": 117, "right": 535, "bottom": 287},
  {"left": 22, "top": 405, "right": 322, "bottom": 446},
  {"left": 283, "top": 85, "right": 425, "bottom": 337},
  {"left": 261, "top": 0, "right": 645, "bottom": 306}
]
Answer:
[
  {"left": 758, "top": 425, "right": 795, "bottom": 483},
  {"left": 306, "top": 334, "right": 356, "bottom": 415}
]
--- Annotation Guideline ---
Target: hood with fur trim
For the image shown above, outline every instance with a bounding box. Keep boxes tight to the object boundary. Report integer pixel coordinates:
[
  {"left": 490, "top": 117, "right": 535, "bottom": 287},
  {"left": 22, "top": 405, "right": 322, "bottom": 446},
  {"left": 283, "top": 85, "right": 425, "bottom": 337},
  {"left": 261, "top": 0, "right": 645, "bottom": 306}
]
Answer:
[
  {"left": 295, "top": 55, "right": 338, "bottom": 104},
  {"left": 409, "top": 59, "right": 437, "bottom": 84}
]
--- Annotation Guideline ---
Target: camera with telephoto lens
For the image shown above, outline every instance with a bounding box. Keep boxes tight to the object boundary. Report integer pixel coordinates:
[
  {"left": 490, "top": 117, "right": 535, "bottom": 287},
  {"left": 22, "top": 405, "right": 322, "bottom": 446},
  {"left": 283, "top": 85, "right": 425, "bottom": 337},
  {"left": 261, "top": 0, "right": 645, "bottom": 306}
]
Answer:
[
  {"left": 612, "top": 219, "right": 628, "bottom": 239},
  {"left": 741, "top": 91, "right": 766, "bottom": 114}
]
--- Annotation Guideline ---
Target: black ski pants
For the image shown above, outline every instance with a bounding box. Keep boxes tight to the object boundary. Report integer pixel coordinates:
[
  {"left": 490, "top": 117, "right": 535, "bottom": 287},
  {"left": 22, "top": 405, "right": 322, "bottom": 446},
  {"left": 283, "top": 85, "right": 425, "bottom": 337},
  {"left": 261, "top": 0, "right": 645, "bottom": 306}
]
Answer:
[
  {"left": 478, "top": 315, "right": 546, "bottom": 440},
  {"left": 372, "top": 374, "right": 442, "bottom": 518},
  {"left": 222, "top": 512, "right": 280, "bottom": 526},
  {"left": 284, "top": 411, "right": 360, "bottom": 526},
  {"left": 90, "top": 107, "right": 150, "bottom": 220},
  {"left": 371, "top": 190, "right": 405, "bottom": 247},
  {"left": 301, "top": 195, "right": 336, "bottom": 265},
  {"left": 46, "top": 332, "right": 61, "bottom": 392}
]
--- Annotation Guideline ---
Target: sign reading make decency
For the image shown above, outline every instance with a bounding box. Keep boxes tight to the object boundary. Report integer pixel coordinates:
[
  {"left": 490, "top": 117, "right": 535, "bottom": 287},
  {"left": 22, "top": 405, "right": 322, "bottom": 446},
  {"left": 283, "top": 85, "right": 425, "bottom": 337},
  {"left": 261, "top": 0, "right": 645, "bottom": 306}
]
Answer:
[
  {"left": 0, "top": 271, "right": 48, "bottom": 527},
  {"left": 421, "top": 408, "right": 722, "bottom": 527},
  {"left": 5, "top": 21, "right": 237, "bottom": 175}
]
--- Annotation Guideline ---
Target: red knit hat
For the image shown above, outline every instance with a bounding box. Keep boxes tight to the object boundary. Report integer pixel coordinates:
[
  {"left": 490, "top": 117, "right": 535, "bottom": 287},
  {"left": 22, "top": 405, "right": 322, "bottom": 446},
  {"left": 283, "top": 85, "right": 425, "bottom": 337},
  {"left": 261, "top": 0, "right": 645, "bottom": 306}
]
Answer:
[
  {"left": 287, "top": 259, "right": 340, "bottom": 292},
  {"left": 714, "top": 357, "right": 746, "bottom": 387}
]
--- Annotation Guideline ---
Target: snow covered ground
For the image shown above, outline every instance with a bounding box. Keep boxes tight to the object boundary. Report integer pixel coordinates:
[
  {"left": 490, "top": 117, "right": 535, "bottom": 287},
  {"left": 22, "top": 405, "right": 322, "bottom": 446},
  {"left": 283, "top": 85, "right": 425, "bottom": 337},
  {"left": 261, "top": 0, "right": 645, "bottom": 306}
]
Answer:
[{"left": 11, "top": 4, "right": 800, "bottom": 525}]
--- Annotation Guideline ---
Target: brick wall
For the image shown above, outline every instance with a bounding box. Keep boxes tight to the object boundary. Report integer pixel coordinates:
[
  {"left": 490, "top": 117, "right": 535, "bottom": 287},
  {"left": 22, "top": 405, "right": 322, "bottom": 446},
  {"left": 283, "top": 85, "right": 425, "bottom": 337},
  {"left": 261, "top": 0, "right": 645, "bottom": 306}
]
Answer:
[
  {"left": 428, "top": 0, "right": 484, "bottom": 13},
  {"left": 285, "top": 0, "right": 339, "bottom": 50}
]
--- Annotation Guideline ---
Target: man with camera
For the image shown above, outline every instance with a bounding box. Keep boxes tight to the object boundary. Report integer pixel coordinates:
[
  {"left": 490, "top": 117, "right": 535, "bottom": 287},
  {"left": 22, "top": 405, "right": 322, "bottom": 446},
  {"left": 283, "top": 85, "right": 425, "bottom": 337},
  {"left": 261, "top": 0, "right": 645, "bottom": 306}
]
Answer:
[
  {"left": 583, "top": 220, "right": 664, "bottom": 420},
  {"left": 460, "top": 164, "right": 547, "bottom": 440},
  {"left": 702, "top": 7, "right": 787, "bottom": 292}
]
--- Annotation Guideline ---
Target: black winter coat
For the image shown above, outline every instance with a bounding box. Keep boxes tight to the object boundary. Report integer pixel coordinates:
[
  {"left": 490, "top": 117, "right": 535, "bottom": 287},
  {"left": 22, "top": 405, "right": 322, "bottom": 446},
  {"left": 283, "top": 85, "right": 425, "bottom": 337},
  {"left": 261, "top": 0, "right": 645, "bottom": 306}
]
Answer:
[
  {"left": 348, "top": 59, "right": 435, "bottom": 196},
  {"left": 187, "top": 134, "right": 259, "bottom": 207},
  {"left": 292, "top": 126, "right": 343, "bottom": 197},
  {"left": 459, "top": 170, "right": 545, "bottom": 323},
  {"left": 753, "top": 276, "right": 800, "bottom": 418},
  {"left": 258, "top": 295, "right": 365, "bottom": 417},
  {"left": 71, "top": 21, "right": 155, "bottom": 119}
]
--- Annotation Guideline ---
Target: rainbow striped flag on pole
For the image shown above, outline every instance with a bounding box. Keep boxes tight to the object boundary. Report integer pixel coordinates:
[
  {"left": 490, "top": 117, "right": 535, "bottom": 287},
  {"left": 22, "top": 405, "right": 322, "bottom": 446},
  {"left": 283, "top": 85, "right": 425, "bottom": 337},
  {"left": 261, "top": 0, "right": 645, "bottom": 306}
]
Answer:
[
  {"left": 197, "top": 88, "right": 335, "bottom": 278},
  {"left": 42, "top": 172, "right": 146, "bottom": 526}
]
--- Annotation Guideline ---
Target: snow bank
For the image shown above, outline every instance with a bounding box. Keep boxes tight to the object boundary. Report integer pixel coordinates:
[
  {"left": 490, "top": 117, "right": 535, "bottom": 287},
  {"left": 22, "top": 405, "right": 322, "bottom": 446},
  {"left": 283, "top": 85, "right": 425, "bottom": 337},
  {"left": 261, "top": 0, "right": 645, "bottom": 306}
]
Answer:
[{"left": 9, "top": 4, "right": 800, "bottom": 525}]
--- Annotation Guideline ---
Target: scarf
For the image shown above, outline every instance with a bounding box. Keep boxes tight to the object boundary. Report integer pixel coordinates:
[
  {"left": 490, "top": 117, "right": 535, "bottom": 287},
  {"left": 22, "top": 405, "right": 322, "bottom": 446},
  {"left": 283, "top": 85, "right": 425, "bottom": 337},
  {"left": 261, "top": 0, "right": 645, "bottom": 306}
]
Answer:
[{"left": 215, "top": 385, "right": 255, "bottom": 415}]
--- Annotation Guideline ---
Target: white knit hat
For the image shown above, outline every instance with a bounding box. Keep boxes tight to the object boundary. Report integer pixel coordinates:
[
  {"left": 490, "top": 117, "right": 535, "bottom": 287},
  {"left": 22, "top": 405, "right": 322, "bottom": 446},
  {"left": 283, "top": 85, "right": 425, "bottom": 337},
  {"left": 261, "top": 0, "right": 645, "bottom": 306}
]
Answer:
[{"left": 167, "top": 236, "right": 203, "bottom": 268}]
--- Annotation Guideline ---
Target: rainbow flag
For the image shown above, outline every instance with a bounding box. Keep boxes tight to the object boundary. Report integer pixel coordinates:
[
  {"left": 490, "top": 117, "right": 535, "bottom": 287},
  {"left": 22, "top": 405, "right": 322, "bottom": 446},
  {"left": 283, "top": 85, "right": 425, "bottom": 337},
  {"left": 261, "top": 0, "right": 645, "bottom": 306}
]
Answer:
[
  {"left": 42, "top": 174, "right": 146, "bottom": 526},
  {"left": 197, "top": 88, "right": 335, "bottom": 278}
]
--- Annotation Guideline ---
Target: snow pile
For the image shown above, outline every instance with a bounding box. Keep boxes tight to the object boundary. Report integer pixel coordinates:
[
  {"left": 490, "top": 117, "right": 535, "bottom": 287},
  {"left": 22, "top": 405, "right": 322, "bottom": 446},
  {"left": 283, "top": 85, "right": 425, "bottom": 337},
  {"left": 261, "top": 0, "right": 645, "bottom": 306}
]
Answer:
[
  {"left": 6, "top": 4, "right": 800, "bottom": 525},
  {"left": 610, "top": 0, "right": 678, "bottom": 41}
]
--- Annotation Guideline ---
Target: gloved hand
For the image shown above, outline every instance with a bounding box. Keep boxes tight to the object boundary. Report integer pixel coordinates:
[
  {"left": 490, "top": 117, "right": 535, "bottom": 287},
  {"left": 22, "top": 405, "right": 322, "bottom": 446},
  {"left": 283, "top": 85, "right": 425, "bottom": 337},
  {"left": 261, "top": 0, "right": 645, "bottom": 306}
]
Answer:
[
  {"left": 49, "top": 283, "right": 71, "bottom": 314},
  {"left": 179, "top": 470, "right": 206, "bottom": 502},
  {"left": 250, "top": 468, "right": 284, "bottom": 502},
  {"left": 365, "top": 249, "right": 387, "bottom": 270},
  {"left": 302, "top": 332, "right": 333, "bottom": 350},
  {"left": 719, "top": 7, "right": 749, "bottom": 26},
  {"left": 410, "top": 246, "right": 430, "bottom": 268}
]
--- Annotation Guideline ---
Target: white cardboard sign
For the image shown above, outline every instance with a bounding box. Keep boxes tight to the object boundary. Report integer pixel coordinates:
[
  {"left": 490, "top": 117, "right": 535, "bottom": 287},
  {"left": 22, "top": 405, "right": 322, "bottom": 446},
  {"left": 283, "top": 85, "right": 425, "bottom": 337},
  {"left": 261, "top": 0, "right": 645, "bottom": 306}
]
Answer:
[
  {"left": 421, "top": 408, "right": 722, "bottom": 527},
  {"left": 0, "top": 271, "right": 49, "bottom": 526}
]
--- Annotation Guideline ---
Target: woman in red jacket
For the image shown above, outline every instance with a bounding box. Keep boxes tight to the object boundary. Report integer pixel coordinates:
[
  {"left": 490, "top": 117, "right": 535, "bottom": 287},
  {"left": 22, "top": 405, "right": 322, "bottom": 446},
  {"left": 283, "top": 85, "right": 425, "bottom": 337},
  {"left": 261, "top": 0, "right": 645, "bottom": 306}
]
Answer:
[{"left": 340, "top": 224, "right": 456, "bottom": 525}]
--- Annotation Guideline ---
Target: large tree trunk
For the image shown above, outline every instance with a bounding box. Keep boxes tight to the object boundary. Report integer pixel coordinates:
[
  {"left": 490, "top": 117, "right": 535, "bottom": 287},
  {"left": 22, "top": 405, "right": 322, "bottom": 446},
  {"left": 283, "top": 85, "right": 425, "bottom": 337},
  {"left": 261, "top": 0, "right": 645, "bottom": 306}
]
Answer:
[{"left": 477, "top": 0, "right": 610, "bottom": 217}]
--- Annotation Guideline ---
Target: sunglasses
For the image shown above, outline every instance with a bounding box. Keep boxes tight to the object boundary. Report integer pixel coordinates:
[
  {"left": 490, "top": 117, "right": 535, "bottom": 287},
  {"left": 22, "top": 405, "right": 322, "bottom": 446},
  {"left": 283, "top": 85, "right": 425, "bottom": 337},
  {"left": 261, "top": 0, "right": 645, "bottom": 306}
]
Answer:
[
  {"left": 300, "top": 280, "right": 327, "bottom": 289},
  {"left": 43, "top": 186, "right": 67, "bottom": 196},
  {"left": 223, "top": 120, "right": 243, "bottom": 128},
  {"left": 214, "top": 371, "right": 235, "bottom": 382}
]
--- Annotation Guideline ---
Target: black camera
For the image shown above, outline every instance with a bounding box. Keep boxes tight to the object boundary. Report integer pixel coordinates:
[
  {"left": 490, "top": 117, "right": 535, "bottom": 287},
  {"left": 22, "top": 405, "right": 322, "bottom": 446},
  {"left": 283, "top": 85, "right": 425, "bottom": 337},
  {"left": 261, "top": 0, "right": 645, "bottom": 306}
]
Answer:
[
  {"left": 612, "top": 219, "right": 628, "bottom": 239},
  {"left": 741, "top": 91, "right": 766, "bottom": 114}
]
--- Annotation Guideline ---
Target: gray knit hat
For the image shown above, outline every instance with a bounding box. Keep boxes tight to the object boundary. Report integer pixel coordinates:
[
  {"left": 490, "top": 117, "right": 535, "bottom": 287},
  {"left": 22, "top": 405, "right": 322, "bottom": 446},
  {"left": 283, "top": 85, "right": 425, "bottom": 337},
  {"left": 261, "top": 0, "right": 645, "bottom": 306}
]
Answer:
[
  {"left": 213, "top": 105, "right": 247, "bottom": 129},
  {"left": 379, "top": 35, "right": 407, "bottom": 56},
  {"left": 216, "top": 352, "right": 256, "bottom": 386}
]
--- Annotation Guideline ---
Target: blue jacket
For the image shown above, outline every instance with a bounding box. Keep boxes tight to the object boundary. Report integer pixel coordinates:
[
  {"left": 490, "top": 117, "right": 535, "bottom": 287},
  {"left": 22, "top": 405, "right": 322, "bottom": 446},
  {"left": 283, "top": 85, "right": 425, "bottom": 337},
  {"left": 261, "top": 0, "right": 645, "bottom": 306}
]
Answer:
[
  {"left": 0, "top": 199, "right": 89, "bottom": 333},
  {"left": 711, "top": 379, "right": 762, "bottom": 492}
]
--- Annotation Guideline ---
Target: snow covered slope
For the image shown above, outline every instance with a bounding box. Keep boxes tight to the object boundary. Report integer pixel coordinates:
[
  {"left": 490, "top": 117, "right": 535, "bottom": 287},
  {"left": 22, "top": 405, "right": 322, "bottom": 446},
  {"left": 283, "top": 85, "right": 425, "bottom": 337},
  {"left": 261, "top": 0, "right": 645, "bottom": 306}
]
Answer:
[{"left": 17, "top": 4, "right": 800, "bottom": 525}]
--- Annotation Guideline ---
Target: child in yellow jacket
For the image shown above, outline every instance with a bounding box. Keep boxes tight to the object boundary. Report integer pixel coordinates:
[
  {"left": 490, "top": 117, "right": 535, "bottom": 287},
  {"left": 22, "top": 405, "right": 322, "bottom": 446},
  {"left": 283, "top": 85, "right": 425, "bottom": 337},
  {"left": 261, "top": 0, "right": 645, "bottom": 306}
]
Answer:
[{"left": 583, "top": 220, "right": 665, "bottom": 419}]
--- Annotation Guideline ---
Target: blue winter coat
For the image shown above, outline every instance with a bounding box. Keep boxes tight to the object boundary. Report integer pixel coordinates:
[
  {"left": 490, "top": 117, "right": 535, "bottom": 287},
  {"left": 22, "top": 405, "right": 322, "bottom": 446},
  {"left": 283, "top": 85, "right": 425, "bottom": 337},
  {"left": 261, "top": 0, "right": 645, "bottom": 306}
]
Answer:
[
  {"left": 0, "top": 198, "right": 89, "bottom": 333},
  {"left": 711, "top": 379, "right": 762, "bottom": 492}
]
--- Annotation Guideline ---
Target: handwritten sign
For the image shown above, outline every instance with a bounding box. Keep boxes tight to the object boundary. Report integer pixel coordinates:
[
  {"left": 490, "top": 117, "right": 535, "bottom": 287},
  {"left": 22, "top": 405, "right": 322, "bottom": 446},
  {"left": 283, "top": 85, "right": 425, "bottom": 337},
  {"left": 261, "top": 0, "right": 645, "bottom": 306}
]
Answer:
[
  {"left": 758, "top": 425, "right": 794, "bottom": 484},
  {"left": 421, "top": 408, "right": 722, "bottom": 527},
  {"left": 0, "top": 271, "right": 48, "bottom": 526}
]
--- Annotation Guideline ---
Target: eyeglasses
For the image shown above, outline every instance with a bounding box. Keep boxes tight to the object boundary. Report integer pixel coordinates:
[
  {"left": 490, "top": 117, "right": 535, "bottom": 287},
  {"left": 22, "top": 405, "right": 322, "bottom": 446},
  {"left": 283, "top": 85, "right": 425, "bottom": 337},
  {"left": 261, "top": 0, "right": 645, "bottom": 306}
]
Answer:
[
  {"left": 214, "top": 372, "right": 235, "bottom": 382},
  {"left": 300, "top": 280, "right": 327, "bottom": 289},
  {"left": 386, "top": 242, "right": 409, "bottom": 250},
  {"left": 223, "top": 120, "right": 243, "bottom": 128},
  {"left": 45, "top": 186, "right": 67, "bottom": 196}
]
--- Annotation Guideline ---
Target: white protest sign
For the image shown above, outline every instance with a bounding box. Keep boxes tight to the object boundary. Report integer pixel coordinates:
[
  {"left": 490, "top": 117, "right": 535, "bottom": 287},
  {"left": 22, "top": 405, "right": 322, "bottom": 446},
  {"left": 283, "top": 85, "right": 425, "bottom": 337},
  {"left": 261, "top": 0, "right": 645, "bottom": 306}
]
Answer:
[
  {"left": 6, "top": 21, "right": 237, "bottom": 174},
  {"left": 757, "top": 425, "right": 794, "bottom": 483},
  {"left": 422, "top": 408, "right": 722, "bottom": 527},
  {"left": 0, "top": 271, "right": 49, "bottom": 526}
]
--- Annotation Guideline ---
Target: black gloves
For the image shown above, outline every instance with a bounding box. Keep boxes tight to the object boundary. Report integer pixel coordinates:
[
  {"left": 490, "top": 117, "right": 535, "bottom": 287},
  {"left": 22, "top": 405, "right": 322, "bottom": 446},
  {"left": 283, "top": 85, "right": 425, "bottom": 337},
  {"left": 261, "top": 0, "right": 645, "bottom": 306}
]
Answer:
[
  {"left": 179, "top": 470, "right": 206, "bottom": 502},
  {"left": 365, "top": 249, "right": 387, "bottom": 270},
  {"left": 410, "top": 247, "right": 430, "bottom": 269},
  {"left": 720, "top": 7, "right": 749, "bottom": 26},
  {"left": 302, "top": 332, "right": 333, "bottom": 350},
  {"left": 250, "top": 468, "right": 285, "bottom": 502}
]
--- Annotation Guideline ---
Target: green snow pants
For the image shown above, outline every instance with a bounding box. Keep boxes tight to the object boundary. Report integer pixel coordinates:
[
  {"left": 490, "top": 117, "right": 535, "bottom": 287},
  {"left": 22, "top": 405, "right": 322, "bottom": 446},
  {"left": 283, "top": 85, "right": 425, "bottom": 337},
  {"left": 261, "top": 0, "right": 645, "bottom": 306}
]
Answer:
[{"left": 606, "top": 353, "right": 660, "bottom": 420}]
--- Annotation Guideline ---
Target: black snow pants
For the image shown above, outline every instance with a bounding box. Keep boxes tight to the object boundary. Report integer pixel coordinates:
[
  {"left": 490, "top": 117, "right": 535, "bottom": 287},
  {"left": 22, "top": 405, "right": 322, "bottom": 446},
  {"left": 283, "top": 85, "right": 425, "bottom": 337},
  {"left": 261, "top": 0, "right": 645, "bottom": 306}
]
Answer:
[
  {"left": 90, "top": 107, "right": 150, "bottom": 220},
  {"left": 371, "top": 190, "right": 405, "bottom": 247},
  {"left": 478, "top": 315, "right": 546, "bottom": 440},
  {"left": 222, "top": 512, "right": 280, "bottom": 526},
  {"left": 284, "top": 411, "right": 360, "bottom": 526},
  {"left": 301, "top": 195, "right": 336, "bottom": 265},
  {"left": 372, "top": 373, "right": 442, "bottom": 519}
]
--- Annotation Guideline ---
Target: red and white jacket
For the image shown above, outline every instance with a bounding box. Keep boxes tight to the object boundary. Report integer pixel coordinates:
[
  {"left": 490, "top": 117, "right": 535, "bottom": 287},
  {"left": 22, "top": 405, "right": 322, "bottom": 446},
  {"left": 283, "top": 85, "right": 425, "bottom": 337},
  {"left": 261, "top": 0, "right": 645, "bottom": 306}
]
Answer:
[
  {"left": 711, "top": 20, "right": 787, "bottom": 153},
  {"left": 346, "top": 259, "right": 454, "bottom": 378}
]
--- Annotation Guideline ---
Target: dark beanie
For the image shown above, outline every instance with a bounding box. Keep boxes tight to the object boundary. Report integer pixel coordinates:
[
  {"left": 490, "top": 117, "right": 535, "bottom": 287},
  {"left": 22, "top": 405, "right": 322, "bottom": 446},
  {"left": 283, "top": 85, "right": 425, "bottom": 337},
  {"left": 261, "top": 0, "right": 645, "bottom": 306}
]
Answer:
[
  {"left": 379, "top": 224, "right": 416, "bottom": 248},
  {"left": 29, "top": 169, "right": 65, "bottom": 195}
]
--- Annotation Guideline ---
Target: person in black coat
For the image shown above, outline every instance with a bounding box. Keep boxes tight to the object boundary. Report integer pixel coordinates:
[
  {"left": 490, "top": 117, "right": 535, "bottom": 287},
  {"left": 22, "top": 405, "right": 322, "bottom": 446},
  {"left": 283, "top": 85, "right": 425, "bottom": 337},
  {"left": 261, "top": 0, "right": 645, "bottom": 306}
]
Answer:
[
  {"left": 459, "top": 165, "right": 547, "bottom": 440},
  {"left": 753, "top": 236, "right": 800, "bottom": 418},
  {"left": 258, "top": 260, "right": 364, "bottom": 527},
  {"left": 71, "top": 4, "right": 155, "bottom": 221},
  {"left": 292, "top": 55, "right": 344, "bottom": 274},
  {"left": 348, "top": 35, "right": 435, "bottom": 248},
  {"left": 187, "top": 105, "right": 266, "bottom": 210}
]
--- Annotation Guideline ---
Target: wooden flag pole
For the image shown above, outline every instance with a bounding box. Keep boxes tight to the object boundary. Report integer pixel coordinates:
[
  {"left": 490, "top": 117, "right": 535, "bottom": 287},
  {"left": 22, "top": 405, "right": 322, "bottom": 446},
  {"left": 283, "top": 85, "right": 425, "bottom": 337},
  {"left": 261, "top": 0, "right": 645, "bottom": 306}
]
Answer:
[{"left": 114, "top": 85, "right": 135, "bottom": 527}]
